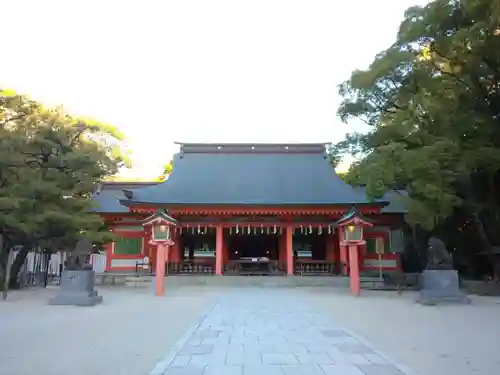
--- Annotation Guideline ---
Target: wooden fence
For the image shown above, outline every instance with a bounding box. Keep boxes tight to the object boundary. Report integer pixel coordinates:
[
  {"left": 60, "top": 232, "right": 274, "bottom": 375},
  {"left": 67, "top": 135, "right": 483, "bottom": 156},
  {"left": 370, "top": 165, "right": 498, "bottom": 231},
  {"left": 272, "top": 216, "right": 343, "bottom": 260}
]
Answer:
[{"left": 6, "top": 250, "right": 107, "bottom": 287}]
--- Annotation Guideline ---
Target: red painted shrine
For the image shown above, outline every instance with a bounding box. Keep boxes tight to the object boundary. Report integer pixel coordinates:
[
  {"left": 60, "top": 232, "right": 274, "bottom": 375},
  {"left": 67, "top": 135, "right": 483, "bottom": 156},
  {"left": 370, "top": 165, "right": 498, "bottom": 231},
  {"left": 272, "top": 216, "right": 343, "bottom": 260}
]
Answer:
[{"left": 93, "top": 143, "right": 406, "bottom": 277}]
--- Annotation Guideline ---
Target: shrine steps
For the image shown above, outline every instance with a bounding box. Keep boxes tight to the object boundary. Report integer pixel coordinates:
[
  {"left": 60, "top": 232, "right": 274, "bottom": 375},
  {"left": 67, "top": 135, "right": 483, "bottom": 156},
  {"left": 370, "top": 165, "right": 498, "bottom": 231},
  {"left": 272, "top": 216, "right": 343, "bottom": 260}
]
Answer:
[{"left": 94, "top": 274, "right": 361, "bottom": 288}]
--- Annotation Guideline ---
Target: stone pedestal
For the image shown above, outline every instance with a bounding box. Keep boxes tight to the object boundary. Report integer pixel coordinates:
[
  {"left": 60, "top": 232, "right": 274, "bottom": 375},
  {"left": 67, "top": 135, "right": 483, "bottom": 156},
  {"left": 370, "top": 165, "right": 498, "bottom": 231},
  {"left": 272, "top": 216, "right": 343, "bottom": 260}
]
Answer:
[
  {"left": 417, "top": 269, "right": 471, "bottom": 305},
  {"left": 49, "top": 269, "right": 103, "bottom": 306}
]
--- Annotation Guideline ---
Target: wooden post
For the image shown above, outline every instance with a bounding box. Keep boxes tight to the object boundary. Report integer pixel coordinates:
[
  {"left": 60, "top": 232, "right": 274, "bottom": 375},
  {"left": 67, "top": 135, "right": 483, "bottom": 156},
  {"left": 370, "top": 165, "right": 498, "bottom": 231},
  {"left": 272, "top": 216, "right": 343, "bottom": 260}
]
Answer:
[
  {"left": 339, "top": 231, "right": 348, "bottom": 275},
  {"left": 104, "top": 242, "right": 112, "bottom": 272},
  {"left": 286, "top": 226, "right": 294, "bottom": 276},
  {"left": 348, "top": 244, "right": 360, "bottom": 296},
  {"left": 215, "top": 226, "right": 223, "bottom": 275},
  {"left": 155, "top": 243, "right": 166, "bottom": 296}
]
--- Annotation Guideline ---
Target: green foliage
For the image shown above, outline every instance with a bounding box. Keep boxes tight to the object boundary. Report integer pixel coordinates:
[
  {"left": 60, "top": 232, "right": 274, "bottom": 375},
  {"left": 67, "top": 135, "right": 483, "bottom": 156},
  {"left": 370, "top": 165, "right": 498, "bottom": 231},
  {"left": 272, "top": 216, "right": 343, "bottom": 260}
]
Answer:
[
  {"left": 0, "top": 89, "right": 128, "bottom": 259},
  {"left": 335, "top": 0, "right": 500, "bottom": 236},
  {"left": 157, "top": 159, "right": 174, "bottom": 182}
]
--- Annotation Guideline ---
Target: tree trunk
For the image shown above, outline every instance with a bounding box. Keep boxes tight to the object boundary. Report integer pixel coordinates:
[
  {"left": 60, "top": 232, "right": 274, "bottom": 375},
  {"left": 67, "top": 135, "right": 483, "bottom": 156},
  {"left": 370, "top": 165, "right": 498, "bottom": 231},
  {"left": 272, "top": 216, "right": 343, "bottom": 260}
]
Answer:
[
  {"left": 1, "top": 234, "right": 8, "bottom": 300},
  {"left": 8, "top": 245, "right": 30, "bottom": 288},
  {"left": 470, "top": 210, "right": 500, "bottom": 280}
]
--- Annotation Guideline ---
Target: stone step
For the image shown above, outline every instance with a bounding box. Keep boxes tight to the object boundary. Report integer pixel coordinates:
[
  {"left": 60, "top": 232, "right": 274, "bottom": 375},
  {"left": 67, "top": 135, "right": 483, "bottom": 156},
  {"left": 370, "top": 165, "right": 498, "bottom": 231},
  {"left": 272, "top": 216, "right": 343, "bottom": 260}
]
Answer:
[
  {"left": 124, "top": 276, "right": 153, "bottom": 283},
  {"left": 95, "top": 274, "right": 385, "bottom": 288}
]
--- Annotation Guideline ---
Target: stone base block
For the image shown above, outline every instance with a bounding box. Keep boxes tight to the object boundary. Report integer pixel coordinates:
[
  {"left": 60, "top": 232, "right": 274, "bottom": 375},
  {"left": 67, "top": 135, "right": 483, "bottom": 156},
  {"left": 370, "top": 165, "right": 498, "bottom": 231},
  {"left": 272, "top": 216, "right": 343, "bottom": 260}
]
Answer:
[
  {"left": 48, "top": 269, "right": 103, "bottom": 307},
  {"left": 416, "top": 269, "right": 471, "bottom": 305},
  {"left": 49, "top": 292, "right": 103, "bottom": 306}
]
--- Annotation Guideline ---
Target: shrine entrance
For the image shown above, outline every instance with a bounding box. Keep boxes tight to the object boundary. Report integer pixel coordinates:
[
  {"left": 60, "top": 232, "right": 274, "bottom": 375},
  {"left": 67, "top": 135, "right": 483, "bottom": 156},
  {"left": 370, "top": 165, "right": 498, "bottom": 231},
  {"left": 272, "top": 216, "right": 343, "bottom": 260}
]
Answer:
[{"left": 228, "top": 233, "right": 279, "bottom": 260}]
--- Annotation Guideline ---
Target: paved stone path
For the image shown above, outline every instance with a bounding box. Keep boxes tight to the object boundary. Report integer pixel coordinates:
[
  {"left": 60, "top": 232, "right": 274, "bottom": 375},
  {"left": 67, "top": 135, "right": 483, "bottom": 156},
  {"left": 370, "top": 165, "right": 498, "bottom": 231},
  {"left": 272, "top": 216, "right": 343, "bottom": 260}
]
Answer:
[{"left": 151, "top": 290, "right": 413, "bottom": 375}]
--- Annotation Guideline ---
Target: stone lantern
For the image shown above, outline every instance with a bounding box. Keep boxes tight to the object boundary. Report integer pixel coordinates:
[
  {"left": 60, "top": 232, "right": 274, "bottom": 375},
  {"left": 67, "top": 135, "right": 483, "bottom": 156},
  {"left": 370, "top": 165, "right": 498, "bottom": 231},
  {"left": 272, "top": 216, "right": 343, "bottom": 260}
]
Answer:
[
  {"left": 334, "top": 207, "right": 373, "bottom": 296},
  {"left": 141, "top": 209, "right": 178, "bottom": 296}
]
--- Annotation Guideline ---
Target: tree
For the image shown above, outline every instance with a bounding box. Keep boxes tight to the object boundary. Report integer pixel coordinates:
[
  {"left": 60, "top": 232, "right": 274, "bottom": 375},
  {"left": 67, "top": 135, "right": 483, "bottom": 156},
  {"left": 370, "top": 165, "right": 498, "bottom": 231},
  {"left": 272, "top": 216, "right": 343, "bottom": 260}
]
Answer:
[
  {"left": 335, "top": 0, "right": 500, "bottom": 277},
  {"left": 0, "top": 90, "right": 128, "bottom": 294},
  {"left": 157, "top": 159, "right": 174, "bottom": 182}
]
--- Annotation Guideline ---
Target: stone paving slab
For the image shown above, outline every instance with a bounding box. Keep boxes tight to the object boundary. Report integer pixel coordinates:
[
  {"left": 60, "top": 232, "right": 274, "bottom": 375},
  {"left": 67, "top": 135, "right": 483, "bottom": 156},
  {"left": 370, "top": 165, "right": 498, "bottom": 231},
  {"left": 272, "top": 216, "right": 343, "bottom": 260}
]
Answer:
[{"left": 151, "top": 290, "right": 414, "bottom": 375}]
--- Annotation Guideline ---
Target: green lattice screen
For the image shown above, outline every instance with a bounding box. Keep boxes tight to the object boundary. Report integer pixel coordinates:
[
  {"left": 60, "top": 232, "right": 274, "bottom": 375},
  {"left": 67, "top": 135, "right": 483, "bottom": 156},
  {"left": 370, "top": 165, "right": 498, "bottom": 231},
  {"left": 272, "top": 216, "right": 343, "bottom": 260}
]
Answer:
[{"left": 114, "top": 237, "right": 142, "bottom": 255}]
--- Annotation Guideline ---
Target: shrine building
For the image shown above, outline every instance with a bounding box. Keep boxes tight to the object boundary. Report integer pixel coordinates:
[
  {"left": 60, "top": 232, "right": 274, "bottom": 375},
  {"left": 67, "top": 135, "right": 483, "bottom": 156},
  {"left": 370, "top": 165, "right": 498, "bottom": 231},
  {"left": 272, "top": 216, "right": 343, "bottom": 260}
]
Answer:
[{"left": 92, "top": 143, "right": 406, "bottom": 276}]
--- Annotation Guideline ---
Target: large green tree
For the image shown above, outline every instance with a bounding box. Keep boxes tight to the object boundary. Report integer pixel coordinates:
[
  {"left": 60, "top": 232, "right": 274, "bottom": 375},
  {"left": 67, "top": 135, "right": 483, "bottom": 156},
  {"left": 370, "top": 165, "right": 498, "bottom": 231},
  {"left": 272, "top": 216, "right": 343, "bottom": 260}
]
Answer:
[
  {"left": 0, "top": 90, "right": 129, "bottom": 294},
  {"left": 334, "top": 0, "right": 500, "bottom": 276}
]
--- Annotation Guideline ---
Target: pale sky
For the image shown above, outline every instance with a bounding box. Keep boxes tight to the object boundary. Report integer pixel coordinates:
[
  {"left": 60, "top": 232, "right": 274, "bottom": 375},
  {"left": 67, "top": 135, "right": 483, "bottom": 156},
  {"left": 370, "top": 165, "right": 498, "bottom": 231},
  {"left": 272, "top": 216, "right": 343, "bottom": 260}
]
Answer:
[{"left": 1, "top": 0, "right": 431, "bottom": 179}]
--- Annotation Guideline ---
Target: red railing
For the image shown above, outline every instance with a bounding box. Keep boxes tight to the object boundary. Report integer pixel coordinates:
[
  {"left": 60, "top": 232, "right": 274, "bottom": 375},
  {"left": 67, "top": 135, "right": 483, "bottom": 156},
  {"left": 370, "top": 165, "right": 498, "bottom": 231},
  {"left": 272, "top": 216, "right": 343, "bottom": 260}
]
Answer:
[{"left": 164, "top": 259, "right": 341, "bottom": 276}]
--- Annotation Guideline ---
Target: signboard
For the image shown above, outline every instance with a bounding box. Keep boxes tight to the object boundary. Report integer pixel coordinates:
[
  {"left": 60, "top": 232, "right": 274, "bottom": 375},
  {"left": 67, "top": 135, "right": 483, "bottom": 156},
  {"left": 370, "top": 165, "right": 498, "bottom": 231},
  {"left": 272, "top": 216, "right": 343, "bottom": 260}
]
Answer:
[
  {"left": 375, "top": 237, "right": 385, "bottom": 254},
  {"left": 389, "top": 229, "right": 405, "bottom": 253}
]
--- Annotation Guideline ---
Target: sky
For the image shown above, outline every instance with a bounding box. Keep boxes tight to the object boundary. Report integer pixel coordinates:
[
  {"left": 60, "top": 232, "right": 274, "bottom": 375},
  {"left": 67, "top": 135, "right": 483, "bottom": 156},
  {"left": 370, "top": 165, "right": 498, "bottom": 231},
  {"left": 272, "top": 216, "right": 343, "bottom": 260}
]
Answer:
[{"left": 0, "top": 0, "right": 431, "bottom": 179}]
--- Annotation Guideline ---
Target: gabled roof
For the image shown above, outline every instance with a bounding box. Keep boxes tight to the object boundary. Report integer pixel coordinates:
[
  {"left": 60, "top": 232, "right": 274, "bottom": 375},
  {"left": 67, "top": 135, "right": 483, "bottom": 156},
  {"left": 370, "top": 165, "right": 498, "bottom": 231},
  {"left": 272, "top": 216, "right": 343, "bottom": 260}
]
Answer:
[
  {"left": 352, "top": 187, "right": 408, "bottom": 214},
  {"left": 141, "top": 209, "right": 178, "bottom": 226},
  {"left": 333, "top": 206, "right": 375, "bottom": 226},
  {"left": 119, "top": 143, "right": 386, "bottom": 206},
  {"left": 91, "top": 182, "right": 160, "bottom": 213}
]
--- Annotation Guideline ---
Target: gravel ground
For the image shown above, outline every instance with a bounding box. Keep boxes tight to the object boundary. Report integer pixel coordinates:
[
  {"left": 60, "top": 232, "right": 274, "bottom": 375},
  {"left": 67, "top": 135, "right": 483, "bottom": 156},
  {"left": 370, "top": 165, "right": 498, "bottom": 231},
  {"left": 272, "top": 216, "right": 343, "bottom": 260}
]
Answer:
[
  {"left": 0, "top": 286, "right": 217, "bottom": 375},
  {"left": 1, "top": 286, "right": 499, "bottom": 375},
  {"left": 306, "top": 288, "right": 500, "bottom": 375}
]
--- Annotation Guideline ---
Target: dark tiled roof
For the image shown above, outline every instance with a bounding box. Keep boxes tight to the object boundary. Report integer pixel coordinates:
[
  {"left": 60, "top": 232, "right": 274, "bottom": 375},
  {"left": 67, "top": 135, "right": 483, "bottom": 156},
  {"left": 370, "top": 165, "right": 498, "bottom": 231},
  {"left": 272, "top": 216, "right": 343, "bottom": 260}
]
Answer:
[
  {"left": 120, "top": 143, "right": 384, "bottom": 206},
  {"left": 353, "top": 187, "right": 408, "bottom": 213},
  {"left": 91, "top": 182, "right": 159, "bottom": 213}
]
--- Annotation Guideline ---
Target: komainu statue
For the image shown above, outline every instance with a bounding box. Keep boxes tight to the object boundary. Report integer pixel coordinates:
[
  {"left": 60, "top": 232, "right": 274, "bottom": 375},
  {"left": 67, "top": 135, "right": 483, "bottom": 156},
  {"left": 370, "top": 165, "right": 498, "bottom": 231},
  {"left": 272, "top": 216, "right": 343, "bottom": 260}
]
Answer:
[
  {"left": 65, "top": 238, "right": 93, "bottom": 270},
  {"left": 426, "top": 237, "right": 454, "bottom": 270}
]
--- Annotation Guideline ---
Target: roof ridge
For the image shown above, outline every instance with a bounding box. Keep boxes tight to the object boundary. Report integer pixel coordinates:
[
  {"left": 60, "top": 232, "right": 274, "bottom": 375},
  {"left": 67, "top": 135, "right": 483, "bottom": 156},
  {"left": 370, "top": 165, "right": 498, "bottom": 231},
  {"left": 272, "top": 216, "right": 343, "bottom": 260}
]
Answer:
[{"left": 177, "top": 143, "right": 331, "bottom": 154}]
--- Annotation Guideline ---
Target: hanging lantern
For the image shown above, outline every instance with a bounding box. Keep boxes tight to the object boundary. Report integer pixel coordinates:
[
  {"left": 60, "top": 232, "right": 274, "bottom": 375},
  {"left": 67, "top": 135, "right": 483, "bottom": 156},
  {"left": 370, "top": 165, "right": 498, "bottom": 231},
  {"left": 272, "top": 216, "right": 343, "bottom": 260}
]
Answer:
[
  {"left": 229, "top": 227, "right": 233, "bottom": 235},
  {"left": 248, "top": 226, "right": 251, "bottom": 234},
  {"left": 152, "top": 224, "right": 170, "bottom": 241},
  {"left": 343, "top": 224, "right": 363, "bottom": 242},
  {"left": 273, "top": 225, "right": 277, "bottom": 234},
  {"left": 309, "top": 225, "right": 312, "bottom": 234},
  {"left": 328, "top": 225, "right": 331, "bottom": 234},
  {"left": 191, "top": 227, "right": 195, "bottom": 234},
  {"left": 318, "top": 226, "right": 323, "bottom": 235},
  {"left": 236, "top": 225, "right": 239, "bottom": 234},
  {"left": 253, "top": 227, "right": 257, "bottom": 235},
  {"left": 334, "top": 206, "right": 373, "bottom": 244},
  {"left": 261, "top": 224, "right": 264, "bottom": 234},
  {"left": 197, "top": 225, "right": 200, "bottom": 234},
  {"left": 141, "top": 209, "right": 178, "bottom": 242},
  {"left": 300, "top": 225, "right": 304, "bottom": 234}
]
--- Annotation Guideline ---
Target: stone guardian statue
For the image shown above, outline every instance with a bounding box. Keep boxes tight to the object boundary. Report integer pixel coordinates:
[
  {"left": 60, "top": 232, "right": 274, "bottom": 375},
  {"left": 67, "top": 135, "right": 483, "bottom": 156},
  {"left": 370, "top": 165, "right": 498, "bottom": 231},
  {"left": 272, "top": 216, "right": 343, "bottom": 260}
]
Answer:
[{"left": 417, "top": 237, "right": 470, "bottom": 305}]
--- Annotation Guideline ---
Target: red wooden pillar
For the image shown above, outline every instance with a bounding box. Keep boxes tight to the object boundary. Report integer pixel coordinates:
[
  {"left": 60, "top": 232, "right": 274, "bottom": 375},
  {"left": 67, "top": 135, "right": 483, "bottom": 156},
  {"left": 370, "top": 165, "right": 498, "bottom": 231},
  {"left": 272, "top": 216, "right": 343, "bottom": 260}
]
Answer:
[
  {"left": 286, "top": 226, "right": 294, "bottom": 276},
  {"left": 338, "top": 229, "right": 348, "bottom": 275},
  {"left": 105, "top": 242, "right": 113, "bottom": 271},
  {"left": 155, "top": 243, "right": 167, "bottom": 296},
  {"left": 215, "top": 226, "right": 223, "bottom": 275},
  {"left": 348, "top": 244, "right": 361, "bottom": 296},
  {"left": 150, "top": 246, "right": 157, "bottom": 273},
  {"left": 222, "top": 231, "right": 229, "bottom": 268}
]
